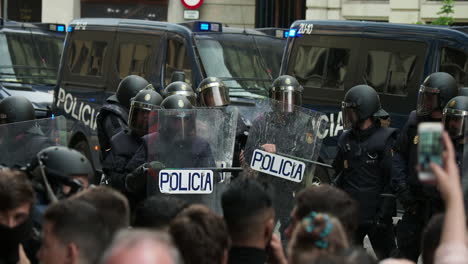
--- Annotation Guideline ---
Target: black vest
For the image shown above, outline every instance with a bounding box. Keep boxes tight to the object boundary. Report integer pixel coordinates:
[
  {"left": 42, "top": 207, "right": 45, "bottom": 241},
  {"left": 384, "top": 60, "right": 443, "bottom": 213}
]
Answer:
[
  {"left": 338, "top": 126, "right": 397, "bottom": 223},
  {"left": 96, "top": 101, "right": 129, "bottom": 153}
]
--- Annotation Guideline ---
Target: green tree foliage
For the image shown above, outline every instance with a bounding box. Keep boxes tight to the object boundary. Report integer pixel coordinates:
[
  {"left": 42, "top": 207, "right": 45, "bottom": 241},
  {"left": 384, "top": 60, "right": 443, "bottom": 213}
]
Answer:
[{"left": 432, "top": 0, "right": 454, "bottom": 26}]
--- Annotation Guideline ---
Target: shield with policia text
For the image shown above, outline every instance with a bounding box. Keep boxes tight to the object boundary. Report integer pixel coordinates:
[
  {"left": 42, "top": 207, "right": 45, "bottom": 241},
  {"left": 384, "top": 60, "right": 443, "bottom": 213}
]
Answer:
[
  {"left": 145, "top": 108, "right": 238, "bottom": 214},
  {"left": 0, "top": 116, "right": 67, "bottom": 168},
  {"left": 243, "top": 99, "right": 328, "bottom": 235}
]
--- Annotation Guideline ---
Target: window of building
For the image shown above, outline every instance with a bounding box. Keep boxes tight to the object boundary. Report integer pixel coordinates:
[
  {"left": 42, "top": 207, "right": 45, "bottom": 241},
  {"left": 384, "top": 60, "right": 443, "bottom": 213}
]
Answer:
[
  {"left": 68, "top": 39, "right": 108, "bottom": 77},
  {"left": 288, "top": 46, "right": 350, "bottom": 90},
  {"left": 165, "top": 36, "right": 191, "bottom": 86},
  {"left": 364, "top": 50, "right": 417, "bottom": 96},
  {"left": 117, "top": 42, "right": 154, "bottom": 79},
  {"left": 440, "top": 47, "right": 467, "bottom": 87}
]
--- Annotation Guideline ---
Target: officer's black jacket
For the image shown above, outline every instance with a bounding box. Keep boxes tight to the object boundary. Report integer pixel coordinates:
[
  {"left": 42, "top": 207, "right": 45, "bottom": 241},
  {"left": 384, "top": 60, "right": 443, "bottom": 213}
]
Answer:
[
  {"left": 333, "top": 125, "right": 398, "bottom": 224},
  {"left": 102, "top": 129, "right": 142, "bottom": 193},
  {"left": 96, "top": 99, "right": 129, "bottom": 158}
]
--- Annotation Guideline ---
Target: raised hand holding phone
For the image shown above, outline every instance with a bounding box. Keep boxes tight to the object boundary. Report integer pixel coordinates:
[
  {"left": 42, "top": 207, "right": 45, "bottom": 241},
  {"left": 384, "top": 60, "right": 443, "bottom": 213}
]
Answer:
[{"left": 418, "top": 122, "right": 443, "bottom": 184}]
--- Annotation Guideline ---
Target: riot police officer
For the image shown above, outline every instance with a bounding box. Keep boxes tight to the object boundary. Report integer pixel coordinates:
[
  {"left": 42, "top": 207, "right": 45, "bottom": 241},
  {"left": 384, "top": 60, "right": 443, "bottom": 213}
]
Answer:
[
  {"left": 333, "top": 84, "right": 397, "bottom": 259},
  {"left": 97, "top": 75, "right": 153, "bottom": 159},
  {"left": 198, "top": 77, "right": 248, "bottom": 174},
  {"left": 392, "top": 72, "right": 458, "bottom": 261},
  {"left": 163, "top": 81, "right": 197, "bottom": 106},
  {"left": 103, "top": 87, "right": 163, "bottom": 196},
  {"left": 0, "top": 96, "right": 52, "bottom": 167},
  {"left": 29, "top": 146, "right": 95, "bottom": 203},
  {"left": 442, "top": 96, "right": 468, "bottom": 167}
]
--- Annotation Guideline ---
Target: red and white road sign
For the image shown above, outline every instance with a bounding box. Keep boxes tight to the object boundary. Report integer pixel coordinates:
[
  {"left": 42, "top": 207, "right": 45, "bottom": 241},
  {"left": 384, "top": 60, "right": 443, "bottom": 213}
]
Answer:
[{"left": 181, "top": 0, "right": 204, "bottom": 10}]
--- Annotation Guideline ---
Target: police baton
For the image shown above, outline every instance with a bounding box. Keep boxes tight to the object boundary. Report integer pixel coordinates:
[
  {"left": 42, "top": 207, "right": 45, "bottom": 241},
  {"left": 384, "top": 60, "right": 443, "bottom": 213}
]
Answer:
[{"left": 277, "top": 152, "right": 333, "bottom": 169}]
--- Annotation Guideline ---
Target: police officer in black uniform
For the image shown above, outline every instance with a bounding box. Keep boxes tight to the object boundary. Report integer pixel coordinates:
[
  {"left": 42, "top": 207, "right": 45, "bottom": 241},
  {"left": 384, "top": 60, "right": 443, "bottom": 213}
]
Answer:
[
  {"left": 443, "top": 96, "right": 468, "bottom": 165},
  {"left": 163, "top": 81, "right": 197, "bottom": 106},
  {"left": 97, "top": 75, "right": 153, "bottom": 159},
  {"left": 0, "top": 96, "right": 52, "bottom": 167},
  {"left": 333, "top": 84, "right": 397, "bottom": 260},
  {"left": 392, "top": 72, "right": 458, "bottom": 261},
  {"left": 103, "top": 87, "right": 163, "bottom": 196},
  {"left": 197, "top": 77, "right": 248, "bottom": 175}
]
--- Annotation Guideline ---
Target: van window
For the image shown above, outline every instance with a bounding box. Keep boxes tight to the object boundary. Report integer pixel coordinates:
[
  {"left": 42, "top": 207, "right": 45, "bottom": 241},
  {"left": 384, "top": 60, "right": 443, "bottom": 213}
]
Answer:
[
  {"left": 440, "top": 47, "right": 467, "bottom": 87},
  {"left": 364, "top": 50, "right": 417, "bottom": 96},
  {"left": 68, "top": 39, "right": 108, "bottom": 76},
  {"left": 117, "top": 42, "right": 154, "bottom": 79},
  {"left": 287, "top": 46, "right": 350, "bottom": 90},
  {"left": 165, "top": 35, "right": 191, "bottom": 86}
]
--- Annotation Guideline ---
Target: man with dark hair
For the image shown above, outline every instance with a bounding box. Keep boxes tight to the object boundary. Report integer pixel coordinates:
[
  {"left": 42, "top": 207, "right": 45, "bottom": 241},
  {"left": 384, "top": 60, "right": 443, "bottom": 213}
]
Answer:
[
  {"left": 37, "top": 199, "right": 110, "bottom": 264},
  {"left": 169, "top": 204, "right": 230, "bottom": 264},
  {"left": 0, "top": 169, "right": 35, "bottom": 264},
  {"left": 285, "top": 184, "right": 359, "bottom": 243},
  {"left": 221, "top": 177, "right": 276, "bottom": 264},
  {"left": 133, "top": 195, "right": 188, "bottom": 229},
  {"left": 72, "top": 186, "right": 130, "bottom": 232},
  {"left": 421, "top": 214, "right": 444, "bottom": 264}
]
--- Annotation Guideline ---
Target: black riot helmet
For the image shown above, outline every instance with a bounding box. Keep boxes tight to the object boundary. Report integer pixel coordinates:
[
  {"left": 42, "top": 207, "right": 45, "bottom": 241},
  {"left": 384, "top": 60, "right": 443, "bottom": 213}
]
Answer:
[
  {"left": 0, "top": 96, "right": 35, "bottom": 124},
  {"left": 171, "top": 71, "right": 186, "bottom": 83},
  {"left": 115, "top": 75, "right": 154, "bottom": 109},
  {"left": 128, "top": 88, "right": 163, "bottom": 137},
  {"left": 443, "top": 96, "right": 468, "bottom": 140},
  {"left": 163, "top": 81, "right": 197, "bottom": 106},
  {"left": 342, "top": 85, "right": 388, "bottom": 130},
  {"left": 197, "top": 77, "right": 230, "bottom": 107},
  {"left": 160, "top": 95, "right": 195, "bottom": 143},
  {"left": 31, "top": 146, "right": 94, "bottom": 202},
  {"left": 270, "top": 75, "right": 303, "bottom": 112},
  {"left": 417, "top": 72, "right": 458, "bottom": 117},
  {"left": 459, "top": 87, "right": 468, "bottom": 97}
]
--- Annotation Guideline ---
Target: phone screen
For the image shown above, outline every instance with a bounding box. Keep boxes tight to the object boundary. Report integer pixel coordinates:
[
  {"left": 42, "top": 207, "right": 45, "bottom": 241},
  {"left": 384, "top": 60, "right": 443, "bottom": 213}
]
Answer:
[{"left": 418, "top": 123, "right": 443, "bottom": 182}]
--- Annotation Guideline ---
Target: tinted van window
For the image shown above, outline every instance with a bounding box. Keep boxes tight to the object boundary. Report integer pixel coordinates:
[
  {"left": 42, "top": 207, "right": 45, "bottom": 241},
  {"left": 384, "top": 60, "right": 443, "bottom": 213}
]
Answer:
[
  {"left": 165, "top": 35, "right": 191, "bottom": 85},
  {"left": 68, "top": 39, "right": 108, "bottom": 77},
  {"left": 118, "top": 42, "right": 153, "bottom": 79},
  {"left": 365, "top": 50, "right": 417, "bottom": 96},
  {"left": 287, "top": 44, "right": 350, "bottom": 90},
  {"left": 440, "top": 47, "right": 467, "bottom": 87}
]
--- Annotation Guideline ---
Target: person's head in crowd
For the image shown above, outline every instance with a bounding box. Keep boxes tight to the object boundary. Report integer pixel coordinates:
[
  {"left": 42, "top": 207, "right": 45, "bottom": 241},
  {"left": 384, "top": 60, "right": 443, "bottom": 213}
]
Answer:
[
  {"left": 286, "top": 184, "right": 358, "bottom": 242},
  {"left": 101, "top": 229, "right": 182, "bottom": 264},
  {"left": 30, "top": 146, "right": 94, "bottom": 203},
  {"left": 288, "top": 212, "right": 349, "bottom": 264},
  {"left": 38, "top": 199, "right": 109, "bottom": 264},
  {"left": 169, "top": 204, "right": 230, "bottom": 264},
  {"left": 221, "top": 176, "right": 275, "bottom": 249},
  {"left": 417, "top": 72, "right": 458, "bottom": 121},
  {"left": 421, "top": 213, "right": 444, "bottom": 264},
  {"left": 0, "top": 169, "right": 35, "bottom": 264},
  {"left": 133, "top": 195, "right": 188, "bottom": 229},
  {"left": 72, "top": 186, "right": 130, "bottom": 232}
]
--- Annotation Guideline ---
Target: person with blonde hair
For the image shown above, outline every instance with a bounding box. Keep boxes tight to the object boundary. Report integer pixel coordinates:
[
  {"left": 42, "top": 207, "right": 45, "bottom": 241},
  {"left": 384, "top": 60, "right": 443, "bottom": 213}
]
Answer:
[{"left": 288, "top": 211, "right": 350, "bottom": 264}]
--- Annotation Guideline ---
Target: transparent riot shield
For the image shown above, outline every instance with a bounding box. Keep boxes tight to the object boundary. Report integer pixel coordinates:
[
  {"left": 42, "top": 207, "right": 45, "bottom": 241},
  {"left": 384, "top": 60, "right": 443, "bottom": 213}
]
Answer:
[
  {"left": 463, "top": 126, "right": 468, "bottom": 212},
  {"left": 243, "top": 99, "right": 328, "bottom": 236},
  {"left": 0, "top": 116, "right": 67, "bottom": 168},
  {"left": 146, "top": 108, "right": 238, "bottom": 214}
]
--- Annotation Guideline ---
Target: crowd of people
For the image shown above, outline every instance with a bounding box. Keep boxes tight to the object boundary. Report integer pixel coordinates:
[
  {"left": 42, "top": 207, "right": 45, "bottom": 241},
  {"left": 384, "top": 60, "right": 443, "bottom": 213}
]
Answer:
[{"left": 0, "top": 70, "right": 467, "bottom": 264}]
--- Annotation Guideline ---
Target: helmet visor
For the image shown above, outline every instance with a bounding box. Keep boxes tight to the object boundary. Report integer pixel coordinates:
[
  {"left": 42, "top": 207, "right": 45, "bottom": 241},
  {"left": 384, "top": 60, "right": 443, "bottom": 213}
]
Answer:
[
  {"left": 443, "top": 108, "right": 468, "bottom": 139},
  {"left": 417, "top": 85, "right": 440, "bottom": 116},
  {"left": 342, "top": 101, "right": 359, "bottom": 130},
  {"left": 271, "top": 90, "right": 302, "bottom": 113},
  {"left": 129, "top": 102, "right": 160, "bottom": 136},
  {"left": 200, "top": 85, "right": 230, "bottom": 107}
]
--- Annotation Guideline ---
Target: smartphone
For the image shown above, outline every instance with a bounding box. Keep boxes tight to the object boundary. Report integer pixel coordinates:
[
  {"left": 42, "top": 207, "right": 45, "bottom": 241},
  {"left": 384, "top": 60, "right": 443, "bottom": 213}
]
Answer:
[{"left": 418, "top": 122, "right": 443, "bottom": 183}]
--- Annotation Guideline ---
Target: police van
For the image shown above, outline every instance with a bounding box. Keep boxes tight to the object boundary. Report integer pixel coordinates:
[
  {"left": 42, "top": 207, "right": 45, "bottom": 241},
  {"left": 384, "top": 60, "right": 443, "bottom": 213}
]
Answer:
[
  {"left": 280, "top": 20, "right": 468, "bottom": 182},
  {"left": 53, "top": 18, "right": 286, "bottom": 168},
  {"left": 0, "top": 19, "right": 65, "bottom": 117}
]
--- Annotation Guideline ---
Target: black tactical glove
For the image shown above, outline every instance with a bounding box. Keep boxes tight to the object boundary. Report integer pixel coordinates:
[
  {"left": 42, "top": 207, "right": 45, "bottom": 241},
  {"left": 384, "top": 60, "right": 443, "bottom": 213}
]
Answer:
[{"left": 125, "top": 162, "right": 165, "bottom": 194}]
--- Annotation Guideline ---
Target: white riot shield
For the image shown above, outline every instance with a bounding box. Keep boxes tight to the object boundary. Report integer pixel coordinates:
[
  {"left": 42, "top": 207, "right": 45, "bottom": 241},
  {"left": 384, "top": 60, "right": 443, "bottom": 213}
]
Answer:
[
  {"left": 243, "top": 99, "right": 328, "bottom": 235},
  {"left": 0, "top": 116, "right": 67, "bottom": 168},
  {"left": 145, "top": 108, "right": 238, "bottom": 213}
]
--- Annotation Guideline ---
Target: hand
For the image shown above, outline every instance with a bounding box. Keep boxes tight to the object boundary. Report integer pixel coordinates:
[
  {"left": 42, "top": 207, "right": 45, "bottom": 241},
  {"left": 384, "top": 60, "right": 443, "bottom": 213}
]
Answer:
[
  {"left": 430, "top": 132, "right": 462, "bottom": 203},
  {"left": 261, "top": 144, "right": 277, "bottom": 154},
  {"left": 266, "top": 234, "right": 287, "bottom": 264},
  {"left": 146, "top": 161, "right": 165, "bottom": 178},
  {"left": 125, "top": 163, "right": 148, "bottom": 194}
]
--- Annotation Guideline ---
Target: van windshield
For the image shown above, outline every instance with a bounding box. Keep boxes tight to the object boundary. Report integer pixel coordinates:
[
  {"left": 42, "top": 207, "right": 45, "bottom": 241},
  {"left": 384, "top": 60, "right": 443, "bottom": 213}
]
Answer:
[
  {"left": 0, "top": 32, "right": 63, "bottom": 86},
  {"left": 194, "top": 33, "right": 284, "bottom": 98}
]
